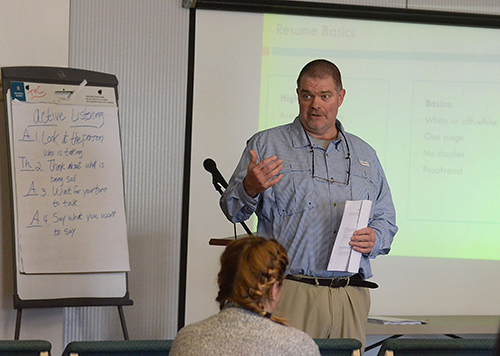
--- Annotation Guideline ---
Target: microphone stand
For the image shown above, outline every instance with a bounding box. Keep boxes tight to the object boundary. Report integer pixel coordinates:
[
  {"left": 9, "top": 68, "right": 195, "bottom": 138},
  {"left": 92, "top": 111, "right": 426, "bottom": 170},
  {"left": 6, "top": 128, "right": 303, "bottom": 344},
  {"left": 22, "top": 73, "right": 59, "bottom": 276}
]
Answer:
[{"left": 207, "top": 169, "right": 253, "bottom": 238}]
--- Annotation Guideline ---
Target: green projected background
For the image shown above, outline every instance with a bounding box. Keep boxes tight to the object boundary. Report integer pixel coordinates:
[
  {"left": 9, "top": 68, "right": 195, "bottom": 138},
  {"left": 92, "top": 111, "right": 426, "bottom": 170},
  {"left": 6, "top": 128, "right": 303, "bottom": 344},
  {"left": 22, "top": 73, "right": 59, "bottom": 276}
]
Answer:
[{"left": 259, "top": 14, "right": 500, "bottom": 261}]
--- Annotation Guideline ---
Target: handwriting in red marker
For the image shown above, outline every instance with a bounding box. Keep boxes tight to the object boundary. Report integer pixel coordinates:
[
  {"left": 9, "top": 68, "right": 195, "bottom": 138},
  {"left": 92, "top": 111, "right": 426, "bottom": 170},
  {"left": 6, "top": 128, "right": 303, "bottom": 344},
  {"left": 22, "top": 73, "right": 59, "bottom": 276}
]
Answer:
[{"left": 27, "top": 85, "right": 47, "bottom": 100}]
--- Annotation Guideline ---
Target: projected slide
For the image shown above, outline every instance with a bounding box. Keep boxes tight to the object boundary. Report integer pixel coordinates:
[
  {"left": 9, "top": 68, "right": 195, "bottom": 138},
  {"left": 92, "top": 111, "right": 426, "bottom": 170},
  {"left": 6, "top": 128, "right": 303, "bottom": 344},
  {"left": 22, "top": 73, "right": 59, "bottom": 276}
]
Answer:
[{"left": 259, "top": 14, "right": 500, "bottom": 261}]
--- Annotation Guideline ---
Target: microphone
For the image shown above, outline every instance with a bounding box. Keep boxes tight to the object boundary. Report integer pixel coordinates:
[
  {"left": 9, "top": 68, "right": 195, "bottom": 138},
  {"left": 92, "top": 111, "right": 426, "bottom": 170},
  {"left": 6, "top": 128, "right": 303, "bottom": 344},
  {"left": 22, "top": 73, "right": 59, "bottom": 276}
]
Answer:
[{"left": 203, "top": 158, "right": 228, "bottom": 189}]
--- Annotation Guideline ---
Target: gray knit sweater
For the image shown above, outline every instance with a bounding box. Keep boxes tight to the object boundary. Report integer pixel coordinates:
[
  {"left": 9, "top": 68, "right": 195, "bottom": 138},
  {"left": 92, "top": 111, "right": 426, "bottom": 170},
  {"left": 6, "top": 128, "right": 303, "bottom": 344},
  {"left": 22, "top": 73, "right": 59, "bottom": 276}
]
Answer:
[{"left": 170, "top": 305, "right": 320, "bottom": 356}]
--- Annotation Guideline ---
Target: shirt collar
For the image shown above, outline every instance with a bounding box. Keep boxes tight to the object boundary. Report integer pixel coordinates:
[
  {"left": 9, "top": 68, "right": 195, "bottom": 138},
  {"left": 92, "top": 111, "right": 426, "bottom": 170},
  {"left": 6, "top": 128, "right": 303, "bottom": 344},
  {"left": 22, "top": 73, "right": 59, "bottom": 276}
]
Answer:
[{"left": 290, "top": 116, "right": 346, "bottom": 149}]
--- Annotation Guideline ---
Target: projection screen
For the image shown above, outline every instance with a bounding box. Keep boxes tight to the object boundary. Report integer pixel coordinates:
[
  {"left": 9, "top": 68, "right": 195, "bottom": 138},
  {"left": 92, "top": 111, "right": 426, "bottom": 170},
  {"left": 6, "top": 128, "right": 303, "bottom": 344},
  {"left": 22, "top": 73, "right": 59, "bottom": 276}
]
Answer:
[{"left": 185, "top": 7, "right": 500, "bottom": 325}]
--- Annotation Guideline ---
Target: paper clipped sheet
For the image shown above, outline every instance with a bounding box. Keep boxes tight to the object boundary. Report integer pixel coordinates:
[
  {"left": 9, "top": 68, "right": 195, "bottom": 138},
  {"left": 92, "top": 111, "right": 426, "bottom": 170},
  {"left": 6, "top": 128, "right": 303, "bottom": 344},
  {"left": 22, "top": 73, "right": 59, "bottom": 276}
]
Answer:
[
  {"left": 327, "top": 200, "right": 372, "bottom": 273},
  {"left": 368, "top": 316, "right": 428, "bottom": 325}
]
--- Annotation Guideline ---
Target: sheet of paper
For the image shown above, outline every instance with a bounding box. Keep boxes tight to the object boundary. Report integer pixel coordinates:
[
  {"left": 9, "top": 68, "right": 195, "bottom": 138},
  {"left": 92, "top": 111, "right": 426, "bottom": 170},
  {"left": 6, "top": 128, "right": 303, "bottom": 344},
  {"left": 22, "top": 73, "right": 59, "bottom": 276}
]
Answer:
[
  {"left": 8, "top": 83, "right": 130, "bottom": 274},
  {"left": 327, "top": 200, "right": 372, "bottom": 273}
]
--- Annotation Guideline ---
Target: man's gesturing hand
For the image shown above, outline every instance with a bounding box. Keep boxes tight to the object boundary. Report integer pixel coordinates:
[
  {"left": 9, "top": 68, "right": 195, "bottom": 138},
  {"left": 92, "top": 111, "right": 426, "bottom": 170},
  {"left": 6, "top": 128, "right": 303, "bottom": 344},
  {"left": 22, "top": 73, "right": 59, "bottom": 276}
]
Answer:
[{"left": 243, "top": 150, "right": 283, "bottom": 198}]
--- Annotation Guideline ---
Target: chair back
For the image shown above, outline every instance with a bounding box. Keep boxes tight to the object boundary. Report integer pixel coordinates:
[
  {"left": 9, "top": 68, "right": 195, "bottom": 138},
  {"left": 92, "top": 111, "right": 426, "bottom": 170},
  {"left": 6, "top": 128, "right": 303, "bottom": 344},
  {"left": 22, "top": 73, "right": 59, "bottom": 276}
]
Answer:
[
  {"left": 377, "top": 338, "right": 496, "bottom": 356},
  {"left": 61, "top": 340, "right": 173, "bottom": 356},
  {"left": 314, "top": 338, "right": 363, "bottom": 356},
  {"left": 0, "top": 340, "right": 51, "bottom": 356}
]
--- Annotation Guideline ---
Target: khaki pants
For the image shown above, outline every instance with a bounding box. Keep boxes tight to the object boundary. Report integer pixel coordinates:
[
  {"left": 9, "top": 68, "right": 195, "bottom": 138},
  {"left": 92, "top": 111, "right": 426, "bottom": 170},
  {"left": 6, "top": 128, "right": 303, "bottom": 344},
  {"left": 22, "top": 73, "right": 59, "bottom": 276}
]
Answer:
[{"left": 275, "top": 278, "right": 371, "bottom": 351}]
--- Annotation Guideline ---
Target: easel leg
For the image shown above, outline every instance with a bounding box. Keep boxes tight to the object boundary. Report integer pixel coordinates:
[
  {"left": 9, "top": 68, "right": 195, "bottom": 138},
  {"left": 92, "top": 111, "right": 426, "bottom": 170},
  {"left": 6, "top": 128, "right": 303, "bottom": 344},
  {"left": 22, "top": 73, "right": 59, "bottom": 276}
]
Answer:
[
  {"left": 117, "top": 305, "right": 129, "bottom": 340},
  {"left": 14, "top": 309, "right": 22, "bottom": 340}
]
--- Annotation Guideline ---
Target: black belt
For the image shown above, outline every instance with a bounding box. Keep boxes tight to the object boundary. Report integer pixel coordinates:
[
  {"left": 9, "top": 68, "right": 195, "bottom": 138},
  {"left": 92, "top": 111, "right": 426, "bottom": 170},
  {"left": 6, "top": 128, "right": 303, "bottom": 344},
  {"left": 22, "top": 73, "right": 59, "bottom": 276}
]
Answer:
[{"left": 286, "top": 274, "right": 378, "bottom": 289}]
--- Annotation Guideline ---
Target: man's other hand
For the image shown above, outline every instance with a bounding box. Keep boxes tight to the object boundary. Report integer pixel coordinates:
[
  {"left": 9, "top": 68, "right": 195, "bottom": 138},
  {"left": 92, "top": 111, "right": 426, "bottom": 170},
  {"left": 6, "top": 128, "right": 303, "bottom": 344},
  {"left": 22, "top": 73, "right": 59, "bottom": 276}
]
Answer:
[{"left": 349, "top": 227, "right": 376, "bottom": 254}]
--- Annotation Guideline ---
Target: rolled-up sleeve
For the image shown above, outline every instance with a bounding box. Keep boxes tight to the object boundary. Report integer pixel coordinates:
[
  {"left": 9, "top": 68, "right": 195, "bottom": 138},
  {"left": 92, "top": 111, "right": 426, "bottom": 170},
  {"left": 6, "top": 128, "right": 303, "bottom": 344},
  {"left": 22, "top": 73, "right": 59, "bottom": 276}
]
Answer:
[
  {"left": 220, "top": 139, "right": 260, "bottom": 223},
  {"left": 367, "top": 155, "right": 398, "bottom": 259}
]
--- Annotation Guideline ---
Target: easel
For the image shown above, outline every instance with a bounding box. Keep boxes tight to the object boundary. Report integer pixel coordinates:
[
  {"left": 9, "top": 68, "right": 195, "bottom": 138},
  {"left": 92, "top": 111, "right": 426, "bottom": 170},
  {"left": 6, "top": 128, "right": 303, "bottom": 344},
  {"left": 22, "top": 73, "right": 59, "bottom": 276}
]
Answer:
[{"left": 1, "top": 66, "right": 133, "bottom": 341}]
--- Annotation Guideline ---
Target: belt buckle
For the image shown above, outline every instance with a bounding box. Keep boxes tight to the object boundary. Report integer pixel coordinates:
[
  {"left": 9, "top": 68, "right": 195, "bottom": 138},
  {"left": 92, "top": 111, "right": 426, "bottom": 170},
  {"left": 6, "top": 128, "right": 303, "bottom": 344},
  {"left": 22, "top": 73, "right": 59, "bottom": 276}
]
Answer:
[{"left": 330, "top": 276, "right": 350, "bottom": 288}]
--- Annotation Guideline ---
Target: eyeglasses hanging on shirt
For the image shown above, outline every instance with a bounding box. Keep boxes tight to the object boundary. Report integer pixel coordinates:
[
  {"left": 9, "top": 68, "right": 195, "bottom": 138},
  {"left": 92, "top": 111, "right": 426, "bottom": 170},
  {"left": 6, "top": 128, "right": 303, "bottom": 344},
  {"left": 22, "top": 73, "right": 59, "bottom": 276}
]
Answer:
[{"left": 306, "top": 129, "right": 351, "bottom": 186}]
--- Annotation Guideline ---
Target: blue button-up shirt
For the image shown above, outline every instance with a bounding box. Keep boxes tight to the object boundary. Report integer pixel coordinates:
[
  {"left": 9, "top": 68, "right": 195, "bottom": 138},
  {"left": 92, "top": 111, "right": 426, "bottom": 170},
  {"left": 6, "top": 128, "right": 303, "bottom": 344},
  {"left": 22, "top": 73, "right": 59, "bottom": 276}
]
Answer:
[{"left": 220, "top": 117, "right": 398, "bottom": 279}]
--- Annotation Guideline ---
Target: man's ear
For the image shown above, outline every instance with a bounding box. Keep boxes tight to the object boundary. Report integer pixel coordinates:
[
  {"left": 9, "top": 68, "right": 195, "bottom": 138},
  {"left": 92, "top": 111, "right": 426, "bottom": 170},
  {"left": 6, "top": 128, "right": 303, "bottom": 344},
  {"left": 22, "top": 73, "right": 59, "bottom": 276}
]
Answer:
[{"left": 338, "top": 88, "right": 346, "bottom": 107}]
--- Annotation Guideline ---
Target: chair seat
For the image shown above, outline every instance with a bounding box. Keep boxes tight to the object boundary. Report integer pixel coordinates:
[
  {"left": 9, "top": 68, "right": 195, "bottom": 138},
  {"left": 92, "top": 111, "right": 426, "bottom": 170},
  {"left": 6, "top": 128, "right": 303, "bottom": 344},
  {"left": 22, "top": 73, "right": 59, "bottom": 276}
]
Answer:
[
  {"left": 0, "top": 340, "right": 51, "bottom": 356},
  {"left": 314, "top": 338, "right": 363, "bottom": 356},
  {"left": 377, "top": 338, "right": 496, "bottom": 356},
  {"left": 62, "top": 340, "right": 173, "bottom": 356}
]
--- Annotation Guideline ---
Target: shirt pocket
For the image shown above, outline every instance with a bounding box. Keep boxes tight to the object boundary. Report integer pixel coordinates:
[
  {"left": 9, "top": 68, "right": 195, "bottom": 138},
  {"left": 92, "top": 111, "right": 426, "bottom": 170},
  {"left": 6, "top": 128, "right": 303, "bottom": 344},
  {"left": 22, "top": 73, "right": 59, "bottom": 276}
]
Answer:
[
  {"left": 273, "top": 166, "right": 315, "bottom": 217},
  {"left": 350, "top": 159, "right": 378, "bottom": 201}
]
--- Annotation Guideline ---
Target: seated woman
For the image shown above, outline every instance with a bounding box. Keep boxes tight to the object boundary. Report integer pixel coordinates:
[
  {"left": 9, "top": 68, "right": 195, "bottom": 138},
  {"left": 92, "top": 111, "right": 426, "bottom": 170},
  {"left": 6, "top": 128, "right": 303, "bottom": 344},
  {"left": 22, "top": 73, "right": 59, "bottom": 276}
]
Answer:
[{"left": 170, "top": 236, "right": 320, "bottom": 356}]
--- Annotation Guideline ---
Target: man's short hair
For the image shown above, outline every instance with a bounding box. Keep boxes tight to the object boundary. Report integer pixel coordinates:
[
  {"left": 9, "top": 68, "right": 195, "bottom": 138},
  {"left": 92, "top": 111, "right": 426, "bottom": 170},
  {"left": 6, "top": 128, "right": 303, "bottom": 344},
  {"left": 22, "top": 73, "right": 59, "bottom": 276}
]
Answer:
[{"left": 297, "top": 59, "right": 343, "bottom": 92}]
